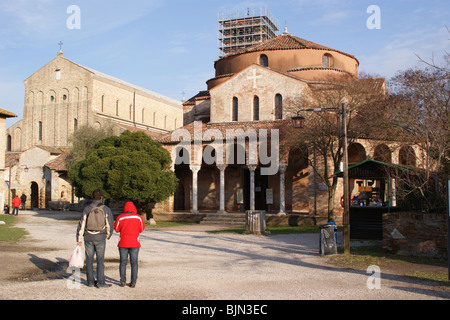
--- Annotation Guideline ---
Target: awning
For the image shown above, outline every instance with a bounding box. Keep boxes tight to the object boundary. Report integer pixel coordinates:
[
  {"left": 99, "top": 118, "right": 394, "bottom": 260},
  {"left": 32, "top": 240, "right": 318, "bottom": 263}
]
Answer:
[{"left": 334, "top": 159, "right": 410, "bottom": 179}]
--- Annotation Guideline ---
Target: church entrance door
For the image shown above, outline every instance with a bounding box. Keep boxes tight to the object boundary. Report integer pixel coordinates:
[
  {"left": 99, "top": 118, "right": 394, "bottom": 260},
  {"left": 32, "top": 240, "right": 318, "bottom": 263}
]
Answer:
[
  {"left": 243, "top": 167, "right": 268, "bottom": 211},
  {"left": 30, "top": 182, "right": 39, "bottom": 209}
]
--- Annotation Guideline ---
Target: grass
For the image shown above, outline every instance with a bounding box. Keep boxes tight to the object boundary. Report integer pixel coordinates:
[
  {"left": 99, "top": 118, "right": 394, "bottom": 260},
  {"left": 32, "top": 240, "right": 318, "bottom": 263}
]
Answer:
[
  {"left": 326, "top": 245, "right": 449, "bottom": 284},
  {"left": 0, "top": 214, "right": 28, "bottom": 242}
]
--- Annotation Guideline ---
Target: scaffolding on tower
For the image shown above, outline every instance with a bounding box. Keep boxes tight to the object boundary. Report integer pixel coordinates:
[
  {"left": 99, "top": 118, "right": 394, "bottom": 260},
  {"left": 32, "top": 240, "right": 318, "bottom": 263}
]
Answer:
[{"left": 218, "top": 7, "right": 279, "bottom": 57}]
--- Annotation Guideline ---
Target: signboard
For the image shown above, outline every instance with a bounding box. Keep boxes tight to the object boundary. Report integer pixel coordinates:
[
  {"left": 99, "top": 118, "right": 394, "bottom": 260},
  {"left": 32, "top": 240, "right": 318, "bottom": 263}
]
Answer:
[
  {"left": 236, "top": 188, "right": 243, "bottom": 204},
  {"left": 266, "top": 188, "right": 273, "bottom": 204}
]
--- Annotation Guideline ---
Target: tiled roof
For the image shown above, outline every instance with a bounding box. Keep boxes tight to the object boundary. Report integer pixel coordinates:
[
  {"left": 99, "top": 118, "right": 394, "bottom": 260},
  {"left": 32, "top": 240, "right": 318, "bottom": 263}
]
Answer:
[
  {"left": 183, "top": 91, "right": 210, "bottom": 106},
  {"left": 0, "top": 108, "right": 17, "bottom": 118},
  {"left": 157, "top": 120, "right": 288, "bottom": 144},
  {"left": 220, "top": 33, "right": 357, "bottom": 61},
  {"left": 45, "top": 153, "right": 69, "bottom": 171}
]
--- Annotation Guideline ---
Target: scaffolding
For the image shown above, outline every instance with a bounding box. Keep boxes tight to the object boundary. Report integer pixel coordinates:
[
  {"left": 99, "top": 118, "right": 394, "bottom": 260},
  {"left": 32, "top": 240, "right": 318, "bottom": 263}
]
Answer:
[{"left": 218, "top": 8, "right": 279, "bottom": 57}]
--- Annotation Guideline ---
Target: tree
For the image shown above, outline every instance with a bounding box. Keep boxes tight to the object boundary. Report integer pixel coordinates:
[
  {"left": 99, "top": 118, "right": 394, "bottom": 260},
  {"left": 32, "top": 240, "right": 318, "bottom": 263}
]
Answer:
[
  {"left": 284, "top": 75, "right": 386, "bottom": 221},
  {"left": 68, "top": 131, "right": 178, "bottom": 216},
  {"left": 65, "top": 123, "right": 117, "bottom": 171},
  {"left": 384, "top": 63, "right": 449, "bottom": 212}
]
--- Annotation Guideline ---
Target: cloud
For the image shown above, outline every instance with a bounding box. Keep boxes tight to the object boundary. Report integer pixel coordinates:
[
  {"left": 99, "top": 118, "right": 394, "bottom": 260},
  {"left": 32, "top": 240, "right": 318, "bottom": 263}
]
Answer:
[{"left": 358, "top": 26, "right": 450, "bottom": 78}]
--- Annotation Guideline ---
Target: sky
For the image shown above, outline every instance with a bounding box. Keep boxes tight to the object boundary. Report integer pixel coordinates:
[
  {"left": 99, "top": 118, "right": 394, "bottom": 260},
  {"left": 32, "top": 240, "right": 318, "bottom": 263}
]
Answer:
[{"left": 0, "top": 0, "right": 448, "bottom": 128}]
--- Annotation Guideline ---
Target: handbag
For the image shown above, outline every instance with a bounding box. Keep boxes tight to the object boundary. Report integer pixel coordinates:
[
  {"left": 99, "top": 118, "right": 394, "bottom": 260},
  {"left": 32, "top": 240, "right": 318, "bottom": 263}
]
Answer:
[{"left": 69, "top": 245, "right": 85, "bottom": 269}]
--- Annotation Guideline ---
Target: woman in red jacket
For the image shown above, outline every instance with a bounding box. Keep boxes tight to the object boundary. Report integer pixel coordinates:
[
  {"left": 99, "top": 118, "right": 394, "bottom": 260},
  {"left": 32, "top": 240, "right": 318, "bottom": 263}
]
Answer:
[{"left": 114, "top": 201, "right": 145, "bottom": 288}]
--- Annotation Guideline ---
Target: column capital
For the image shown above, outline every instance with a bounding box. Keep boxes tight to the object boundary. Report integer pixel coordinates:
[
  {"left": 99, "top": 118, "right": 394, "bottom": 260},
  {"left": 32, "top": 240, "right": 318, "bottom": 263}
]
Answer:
[
  {"left": 217, "top": 164, "right": 227, "bottom": 171},
  {"left": 279, "top": 162, "right": 287, "bottom": 173},
  {"left": 247, "top": 164, "right": 257, "bottom": 171},
  {"left": 190, "top": 165, "right": 201, "bottom": 173}
]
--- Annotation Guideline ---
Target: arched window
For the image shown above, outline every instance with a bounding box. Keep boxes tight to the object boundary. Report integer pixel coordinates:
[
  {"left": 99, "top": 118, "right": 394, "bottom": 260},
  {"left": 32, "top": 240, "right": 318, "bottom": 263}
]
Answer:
[
  {"left": 232, "top": 97, "right": 238, "bottom": 121},
  {"left": 253, "top": 96, "right": 259, "bottom": 121},
  {"left": 7, "top": 135, "right": 11, "bottom": 151},
  {"left": 322, "top": 53, "right": 333, "bottom": 67},
  {"left": 260, "top": 54, "right": 268, "bottom": 67},
  {"left": 275, "top": 94, "right": 282, "bottom": 119}
]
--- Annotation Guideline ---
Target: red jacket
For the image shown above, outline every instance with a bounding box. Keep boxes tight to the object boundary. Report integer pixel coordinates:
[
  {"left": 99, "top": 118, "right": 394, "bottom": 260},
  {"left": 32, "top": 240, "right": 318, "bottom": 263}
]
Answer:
[
  {"left": 114, "top": 202, "right": 145, "bottom": 248},
  {"left": 12, "top": 197, "right": 21, "bottom": 208}
]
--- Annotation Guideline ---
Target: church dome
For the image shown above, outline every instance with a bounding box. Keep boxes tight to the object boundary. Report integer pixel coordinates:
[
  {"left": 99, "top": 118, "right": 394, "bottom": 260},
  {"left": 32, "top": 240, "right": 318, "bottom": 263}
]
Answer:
[{"left": 207, "top": 33, "right": 359, "bottom": 89}]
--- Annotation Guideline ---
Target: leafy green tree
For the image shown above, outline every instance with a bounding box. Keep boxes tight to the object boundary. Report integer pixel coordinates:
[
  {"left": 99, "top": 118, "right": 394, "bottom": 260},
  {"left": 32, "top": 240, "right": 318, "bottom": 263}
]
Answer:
[{"left": 68, "top": 131, "right": 177, "bottom": 215}]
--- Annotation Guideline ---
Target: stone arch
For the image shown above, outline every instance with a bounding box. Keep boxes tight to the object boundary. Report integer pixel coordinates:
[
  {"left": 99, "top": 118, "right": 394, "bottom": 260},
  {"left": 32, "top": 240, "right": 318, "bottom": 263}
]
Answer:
[
  {"left": 60, "top": 88, "right": 69, "bottom": 102},
  {"left": 373, "top": 144, "right": 392, "bottom": 163},
  {"left": 399, "top": 145, "right": 416, "bottom": 167},
  {"left": 348, "top": 143, "right": 366, "bottom": 165}
]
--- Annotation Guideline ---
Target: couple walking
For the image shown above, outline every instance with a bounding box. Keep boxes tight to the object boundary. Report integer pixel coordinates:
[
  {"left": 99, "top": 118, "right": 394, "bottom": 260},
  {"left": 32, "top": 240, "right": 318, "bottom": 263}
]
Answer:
[{"left": 76, "top": 189, "right": 145, "bottom": 288}]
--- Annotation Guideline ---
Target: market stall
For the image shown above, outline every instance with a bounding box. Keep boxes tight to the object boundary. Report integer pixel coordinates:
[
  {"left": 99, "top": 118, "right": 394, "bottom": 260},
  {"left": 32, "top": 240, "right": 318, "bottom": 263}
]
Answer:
[{"left": 335, "top": 159, "right": 403, "bottom": 240}]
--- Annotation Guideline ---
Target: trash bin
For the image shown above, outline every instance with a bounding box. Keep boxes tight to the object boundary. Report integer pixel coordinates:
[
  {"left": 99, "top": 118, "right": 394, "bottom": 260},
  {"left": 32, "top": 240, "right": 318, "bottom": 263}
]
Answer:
[
  {"left": 326, "top": 222, "right": 338, "bottom": 244},
  {"left": 319, "top": 224, "right": 337, "bottom": 256}
]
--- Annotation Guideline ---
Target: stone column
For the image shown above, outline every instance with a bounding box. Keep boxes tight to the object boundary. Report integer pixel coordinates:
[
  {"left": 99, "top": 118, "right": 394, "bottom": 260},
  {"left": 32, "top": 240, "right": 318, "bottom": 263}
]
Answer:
[
  {"left": 217, "top": 165, "right": 227, "bottom": 214},
  {"left": 248, "top": 165, "right": 257, "bottom": 211},
  {"left": 190, "top": 165, "right": 201, "bottom": 213},
  {"left": 278, "top": 163, "right": 287, "bottom": 216}
]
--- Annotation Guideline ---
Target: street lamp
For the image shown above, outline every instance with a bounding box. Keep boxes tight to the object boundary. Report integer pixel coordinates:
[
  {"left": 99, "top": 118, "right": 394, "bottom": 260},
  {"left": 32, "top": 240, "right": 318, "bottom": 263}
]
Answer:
[
  {"left": 291, "top": 102, "right": 350, "bottom": 254},
  {"left": 291, "top": 112, "right": 305, "bottom": 129}
]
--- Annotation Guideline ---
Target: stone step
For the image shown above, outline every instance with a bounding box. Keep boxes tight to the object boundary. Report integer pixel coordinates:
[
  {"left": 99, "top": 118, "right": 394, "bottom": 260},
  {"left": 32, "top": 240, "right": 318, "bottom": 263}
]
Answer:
[{"left": 200, "top": 213, "right": 246, "bottom": 226}]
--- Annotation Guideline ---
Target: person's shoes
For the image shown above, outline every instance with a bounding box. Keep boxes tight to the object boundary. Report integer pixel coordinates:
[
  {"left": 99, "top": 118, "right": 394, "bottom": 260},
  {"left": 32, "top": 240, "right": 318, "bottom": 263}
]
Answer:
[
  {"left": 120, "top": 282, "right": 126, "bottom": 287},
  {"left": 96, "top": 283, "right": 112, "bottom": 288},
  {"left": 127, "top": 283, "right": 136, "bottom": 288}
]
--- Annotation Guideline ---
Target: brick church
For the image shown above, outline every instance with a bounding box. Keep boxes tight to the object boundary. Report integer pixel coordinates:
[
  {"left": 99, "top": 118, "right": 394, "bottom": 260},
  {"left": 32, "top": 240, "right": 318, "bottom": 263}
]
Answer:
[{"left": 155, "top": 29, "right": 397, "bottom": 219}]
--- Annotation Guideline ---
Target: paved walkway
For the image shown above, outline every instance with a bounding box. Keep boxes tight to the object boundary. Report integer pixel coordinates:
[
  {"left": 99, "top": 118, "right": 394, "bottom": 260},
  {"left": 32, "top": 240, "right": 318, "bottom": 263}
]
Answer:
[{"left": 1, "top": 210, "right": 449, "bottom": 300}]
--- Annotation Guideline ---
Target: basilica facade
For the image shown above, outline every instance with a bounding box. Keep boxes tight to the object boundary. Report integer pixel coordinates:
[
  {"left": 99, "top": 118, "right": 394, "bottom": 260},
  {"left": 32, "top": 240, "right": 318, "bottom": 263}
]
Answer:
[{"left": 5, "top": 50, "right": 182, "bottom": 209}]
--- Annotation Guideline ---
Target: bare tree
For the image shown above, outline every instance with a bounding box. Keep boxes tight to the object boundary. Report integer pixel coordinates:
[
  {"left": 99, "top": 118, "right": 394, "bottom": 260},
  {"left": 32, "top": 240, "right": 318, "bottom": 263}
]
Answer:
[
  {"left": 384, "top": 63, "right": 449, "bottom": 212},
  {"left": 284, "top": 75, "right": 386, "bottom": 221}
]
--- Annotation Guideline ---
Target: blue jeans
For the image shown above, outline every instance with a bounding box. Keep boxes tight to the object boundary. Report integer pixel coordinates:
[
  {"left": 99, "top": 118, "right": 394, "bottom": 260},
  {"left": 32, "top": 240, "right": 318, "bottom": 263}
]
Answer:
[
  {"left": 11, "top": 207, "right": 19, "bottom": 215},
  {"left": 84, "top": 240, "right": 106, "bottom": 286},
  {"left": 119, "top": 247, "right": 140, "bottom": 284}
]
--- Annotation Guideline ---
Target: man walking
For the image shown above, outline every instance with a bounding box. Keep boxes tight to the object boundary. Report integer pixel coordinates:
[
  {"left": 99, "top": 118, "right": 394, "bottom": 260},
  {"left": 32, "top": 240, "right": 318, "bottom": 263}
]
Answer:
[{"left": 76, "top": 189, "right": 114, "bottom": 288}]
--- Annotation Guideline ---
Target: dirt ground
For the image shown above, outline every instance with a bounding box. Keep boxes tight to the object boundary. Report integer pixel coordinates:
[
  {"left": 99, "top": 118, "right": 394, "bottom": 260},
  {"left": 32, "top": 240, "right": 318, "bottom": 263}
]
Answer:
[{"left": 1, "top": 210, "right": 449, "bottom": 301}]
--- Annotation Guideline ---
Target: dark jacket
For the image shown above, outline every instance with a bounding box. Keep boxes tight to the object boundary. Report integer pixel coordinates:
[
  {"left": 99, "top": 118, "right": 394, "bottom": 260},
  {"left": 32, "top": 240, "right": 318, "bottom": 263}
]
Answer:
[{"left": 76, "top": 200, "right": 114, "bottom": 243}]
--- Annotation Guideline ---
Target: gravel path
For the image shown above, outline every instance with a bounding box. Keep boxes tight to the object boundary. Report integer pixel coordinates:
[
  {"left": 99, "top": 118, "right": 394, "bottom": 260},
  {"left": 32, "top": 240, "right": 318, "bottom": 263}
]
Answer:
[{"left": 1, "top": 210, "right": 449, "bottom": 301}]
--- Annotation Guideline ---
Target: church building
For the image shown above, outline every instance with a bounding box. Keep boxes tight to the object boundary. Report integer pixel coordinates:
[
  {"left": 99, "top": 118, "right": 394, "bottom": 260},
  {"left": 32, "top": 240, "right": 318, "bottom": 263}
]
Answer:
[
  {"left": 155, "top": 29, "right": 405, "bottom": 222},
  {"left": 5, "top": 50, "right": 182, "bottom": 209}
]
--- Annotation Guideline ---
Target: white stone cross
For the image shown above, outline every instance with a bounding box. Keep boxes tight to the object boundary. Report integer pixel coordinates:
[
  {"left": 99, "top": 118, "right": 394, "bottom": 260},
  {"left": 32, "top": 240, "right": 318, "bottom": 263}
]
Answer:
[{"left": 247, "top": 68, "right": 262, "bottom": 89}]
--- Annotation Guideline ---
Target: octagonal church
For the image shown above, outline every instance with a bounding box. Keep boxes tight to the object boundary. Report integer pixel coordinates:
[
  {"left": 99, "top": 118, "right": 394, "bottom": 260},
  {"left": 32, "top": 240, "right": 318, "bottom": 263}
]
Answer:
[{"left": 156, "top": 29, "right": 403, "bottom": 221}]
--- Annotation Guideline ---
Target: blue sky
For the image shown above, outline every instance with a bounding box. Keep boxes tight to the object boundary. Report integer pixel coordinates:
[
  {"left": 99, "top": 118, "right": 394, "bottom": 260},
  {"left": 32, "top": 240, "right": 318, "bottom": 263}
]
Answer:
[{"left": 0, "top": 0, "right": 449, "bottom": 128}]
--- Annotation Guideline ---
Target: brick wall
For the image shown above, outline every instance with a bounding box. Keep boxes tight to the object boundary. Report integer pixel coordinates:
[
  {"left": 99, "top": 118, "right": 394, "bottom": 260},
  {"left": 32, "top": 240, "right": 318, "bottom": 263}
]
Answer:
[{"left": 382, "top": 211, "right": 448, "bottom": 258}]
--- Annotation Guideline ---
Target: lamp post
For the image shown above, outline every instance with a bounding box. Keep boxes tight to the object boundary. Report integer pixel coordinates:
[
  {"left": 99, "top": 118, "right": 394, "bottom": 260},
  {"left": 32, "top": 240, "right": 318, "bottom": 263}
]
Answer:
[{"left": 292, "top": 102, "right": 350, "bottom": 254}]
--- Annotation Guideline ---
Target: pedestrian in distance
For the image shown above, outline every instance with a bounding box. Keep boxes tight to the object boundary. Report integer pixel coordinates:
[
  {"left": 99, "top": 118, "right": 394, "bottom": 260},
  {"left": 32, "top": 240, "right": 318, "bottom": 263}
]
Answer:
[
  {"left": 76, "top": 189, "right": 114, "bottom": 288},
  {"left": 11, "top": 196, "right": 21, "bottom": 215},
  {"left": 114, "top": 201, "right": 145, "bottom": 288},
  {"left": 20, "top": 193, "right": 26, "bottom": 210}
]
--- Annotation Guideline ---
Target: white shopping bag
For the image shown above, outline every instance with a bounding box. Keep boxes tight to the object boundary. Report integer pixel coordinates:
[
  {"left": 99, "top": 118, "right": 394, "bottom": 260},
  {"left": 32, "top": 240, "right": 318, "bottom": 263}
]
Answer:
[{"left": 69, "top": 245, "right": 84, "bottom": 269}]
